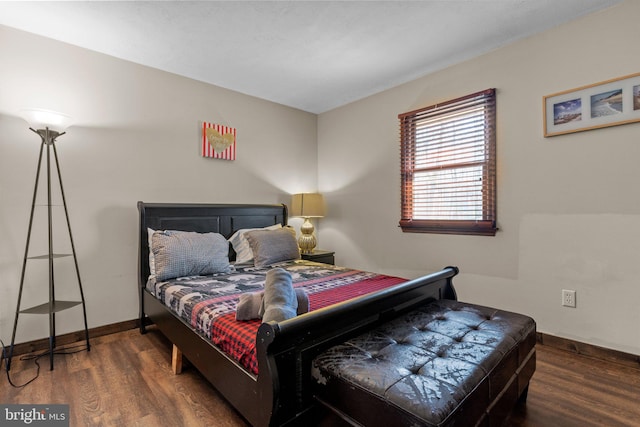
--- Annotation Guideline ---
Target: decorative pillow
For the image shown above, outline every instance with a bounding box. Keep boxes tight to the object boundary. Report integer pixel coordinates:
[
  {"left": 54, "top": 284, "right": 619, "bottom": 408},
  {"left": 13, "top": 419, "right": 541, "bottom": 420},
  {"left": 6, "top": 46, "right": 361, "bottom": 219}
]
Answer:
[
  {"left": 152, "top": 230, "right": 232, "bottom": 281},
  {"left": 245, "top": 228, "right": 300, "bottom": 268},
  {"left": 229, "top": 223, "right": 282, "bottom": 264}
]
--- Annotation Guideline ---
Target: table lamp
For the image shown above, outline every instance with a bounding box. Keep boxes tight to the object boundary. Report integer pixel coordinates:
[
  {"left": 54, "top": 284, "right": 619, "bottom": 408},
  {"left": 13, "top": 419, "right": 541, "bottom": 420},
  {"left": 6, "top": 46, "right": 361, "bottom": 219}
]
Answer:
[{"left": 290, "top": 193, "right": 325, "bottom": 254}]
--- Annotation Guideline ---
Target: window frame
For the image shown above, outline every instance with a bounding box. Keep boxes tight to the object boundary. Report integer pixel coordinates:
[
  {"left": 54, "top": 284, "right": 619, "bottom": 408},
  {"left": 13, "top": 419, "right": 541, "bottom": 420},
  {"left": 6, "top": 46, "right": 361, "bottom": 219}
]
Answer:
[{"left": 399, "top": 88, "right": 497, "bottom": 236}]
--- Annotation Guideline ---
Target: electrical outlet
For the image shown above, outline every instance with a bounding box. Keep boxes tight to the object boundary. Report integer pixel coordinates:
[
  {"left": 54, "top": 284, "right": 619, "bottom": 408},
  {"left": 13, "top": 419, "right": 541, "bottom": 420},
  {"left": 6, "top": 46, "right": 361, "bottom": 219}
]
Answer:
[{"left": 562, "top": 289, "right": 576, "bottom": 308}]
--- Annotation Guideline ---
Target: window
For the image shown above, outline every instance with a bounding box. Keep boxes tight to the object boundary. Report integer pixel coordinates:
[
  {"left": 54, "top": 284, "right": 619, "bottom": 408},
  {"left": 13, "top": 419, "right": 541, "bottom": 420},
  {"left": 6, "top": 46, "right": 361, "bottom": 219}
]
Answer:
[{"left": 399, "top": 89, "right": 497, "bottom": 236}]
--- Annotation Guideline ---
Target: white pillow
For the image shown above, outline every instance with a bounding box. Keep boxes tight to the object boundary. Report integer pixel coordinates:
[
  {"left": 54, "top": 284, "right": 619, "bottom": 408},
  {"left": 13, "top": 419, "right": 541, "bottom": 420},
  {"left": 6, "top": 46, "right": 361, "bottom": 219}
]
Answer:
[
  {"left": 148, "top": 228, "right": 156, "bottom": 277},
  {"left": 229, "top": 223, "right": 282, "bottom": 264}
]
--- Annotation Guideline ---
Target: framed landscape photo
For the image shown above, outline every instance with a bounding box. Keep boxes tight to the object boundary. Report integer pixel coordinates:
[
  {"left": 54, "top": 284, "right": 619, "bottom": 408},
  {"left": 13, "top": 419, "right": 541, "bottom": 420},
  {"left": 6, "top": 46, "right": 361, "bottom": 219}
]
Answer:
[{"left": 543, "top": 72, "right": 640, "bottom": 137}]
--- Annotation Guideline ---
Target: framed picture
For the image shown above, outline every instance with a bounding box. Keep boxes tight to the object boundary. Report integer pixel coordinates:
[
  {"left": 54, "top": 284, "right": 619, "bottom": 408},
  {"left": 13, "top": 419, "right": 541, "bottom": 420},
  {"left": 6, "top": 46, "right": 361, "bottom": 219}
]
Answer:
[
  {"left": 202, "top": 121, "right": 236, "bottom": 160},
  {"left": 543, "top": 72, "right": 640, "bottom": 137}
]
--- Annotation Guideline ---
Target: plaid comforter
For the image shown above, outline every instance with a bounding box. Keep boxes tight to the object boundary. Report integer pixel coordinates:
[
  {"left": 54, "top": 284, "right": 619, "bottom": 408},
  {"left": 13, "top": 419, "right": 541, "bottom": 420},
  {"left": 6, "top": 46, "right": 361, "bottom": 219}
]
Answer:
[{"left": 147, "top": 260, "right": 406, "bottom": 375}]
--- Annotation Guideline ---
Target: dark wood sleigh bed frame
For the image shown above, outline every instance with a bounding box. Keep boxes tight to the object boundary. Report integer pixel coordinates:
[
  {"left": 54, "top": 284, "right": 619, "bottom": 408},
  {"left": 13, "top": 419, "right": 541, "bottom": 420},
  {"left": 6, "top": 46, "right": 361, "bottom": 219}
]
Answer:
[{"left": 137, "top": 202, "right": 460, "bottom": 427}]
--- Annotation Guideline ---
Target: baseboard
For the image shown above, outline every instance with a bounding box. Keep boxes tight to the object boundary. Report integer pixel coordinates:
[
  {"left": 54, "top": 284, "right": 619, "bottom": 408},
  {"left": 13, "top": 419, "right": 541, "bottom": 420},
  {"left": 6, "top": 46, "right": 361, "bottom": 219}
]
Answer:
[
  {"left": 8, "top": 320, "right": 639, "bottom": 370},
  {"left": 7, "top": 319, "right": 141, "bottom": 357},
  {"left": 537, "top": 332, "right": 640, "bottom": 370}
]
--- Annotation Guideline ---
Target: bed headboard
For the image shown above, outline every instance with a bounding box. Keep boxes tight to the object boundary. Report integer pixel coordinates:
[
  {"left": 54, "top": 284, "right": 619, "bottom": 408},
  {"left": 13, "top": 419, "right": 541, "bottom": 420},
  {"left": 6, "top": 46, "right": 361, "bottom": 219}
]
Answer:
[{"left": 137, "top": 201, "right": 288, "bottom": 289}]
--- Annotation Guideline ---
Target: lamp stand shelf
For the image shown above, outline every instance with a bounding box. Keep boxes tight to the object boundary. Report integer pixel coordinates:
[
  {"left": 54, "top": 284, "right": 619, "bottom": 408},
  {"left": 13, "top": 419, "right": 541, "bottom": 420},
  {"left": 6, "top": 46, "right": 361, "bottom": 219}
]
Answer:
[{"left": 8, "top": 127, "right": 90, "bottom": 371}]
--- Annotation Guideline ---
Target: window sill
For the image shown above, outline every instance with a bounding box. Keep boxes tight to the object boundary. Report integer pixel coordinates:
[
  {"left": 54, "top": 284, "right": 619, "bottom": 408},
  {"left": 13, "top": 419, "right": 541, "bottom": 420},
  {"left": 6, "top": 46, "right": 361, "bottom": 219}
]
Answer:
[{"left": 399, "top": 220, "right": 497, "bottom": 236}]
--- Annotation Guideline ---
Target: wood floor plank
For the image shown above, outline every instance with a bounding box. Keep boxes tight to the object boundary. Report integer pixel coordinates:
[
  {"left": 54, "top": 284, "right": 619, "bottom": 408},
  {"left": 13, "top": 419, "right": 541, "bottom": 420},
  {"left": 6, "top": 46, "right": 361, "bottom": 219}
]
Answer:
[
  {"left": 2, "top": 327, "right": 638, "bottom": 426},
  {"left": 508, "top": 346, "right": 640, "bottom": 427}
]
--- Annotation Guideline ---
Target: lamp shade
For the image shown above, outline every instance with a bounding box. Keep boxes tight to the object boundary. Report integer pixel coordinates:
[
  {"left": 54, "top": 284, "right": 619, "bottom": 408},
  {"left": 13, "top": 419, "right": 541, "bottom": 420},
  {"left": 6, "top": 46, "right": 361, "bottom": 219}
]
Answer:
[
  {"left": 20, "top": 108, "right": 74, "bottom": 132},
  {"left": 290, "top": 193, "right": 325, "bottom": 218}
]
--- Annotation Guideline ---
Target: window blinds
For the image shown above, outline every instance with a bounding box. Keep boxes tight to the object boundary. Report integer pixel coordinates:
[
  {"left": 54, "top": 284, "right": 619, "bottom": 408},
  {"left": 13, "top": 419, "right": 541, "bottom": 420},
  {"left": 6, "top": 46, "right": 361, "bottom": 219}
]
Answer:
[{"left": 399, "top": 89, "right": 497, "bottom": 236}]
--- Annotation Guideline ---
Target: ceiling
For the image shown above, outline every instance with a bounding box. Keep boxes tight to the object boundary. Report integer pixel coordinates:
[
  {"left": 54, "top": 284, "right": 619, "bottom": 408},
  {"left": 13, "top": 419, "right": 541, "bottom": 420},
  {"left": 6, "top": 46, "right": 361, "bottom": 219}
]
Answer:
[{"left": 0, "top": 1, "right": 621, "bottom": 114}]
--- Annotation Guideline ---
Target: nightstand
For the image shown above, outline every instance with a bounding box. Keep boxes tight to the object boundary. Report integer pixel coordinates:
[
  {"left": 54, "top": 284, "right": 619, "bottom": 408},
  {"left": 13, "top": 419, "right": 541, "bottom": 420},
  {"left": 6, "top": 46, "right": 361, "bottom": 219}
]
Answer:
[{"left": 301, "top": 250, "right": 335, "bottom": 265}]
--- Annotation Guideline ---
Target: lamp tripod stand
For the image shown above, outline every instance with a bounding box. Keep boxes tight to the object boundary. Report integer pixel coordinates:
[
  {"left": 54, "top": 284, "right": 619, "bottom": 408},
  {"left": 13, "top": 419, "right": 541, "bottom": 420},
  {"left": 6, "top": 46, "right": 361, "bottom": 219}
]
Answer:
[{"left": 8, "top": 126, "right": 90, "bottom": 371}]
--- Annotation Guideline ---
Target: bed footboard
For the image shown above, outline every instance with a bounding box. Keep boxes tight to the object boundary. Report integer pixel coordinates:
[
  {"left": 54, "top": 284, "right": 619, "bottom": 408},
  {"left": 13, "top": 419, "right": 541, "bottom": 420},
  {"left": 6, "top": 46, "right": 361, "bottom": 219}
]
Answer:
[{"left": 256, "top": 266, "right": 459, "bottom": 426}]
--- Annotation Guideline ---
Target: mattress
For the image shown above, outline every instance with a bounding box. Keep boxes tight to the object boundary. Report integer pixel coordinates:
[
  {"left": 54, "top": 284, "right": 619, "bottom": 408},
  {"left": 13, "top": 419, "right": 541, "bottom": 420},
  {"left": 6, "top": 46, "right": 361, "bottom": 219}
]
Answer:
[{"left": 146, "top": 260, "right": 406, "bottom": 374}]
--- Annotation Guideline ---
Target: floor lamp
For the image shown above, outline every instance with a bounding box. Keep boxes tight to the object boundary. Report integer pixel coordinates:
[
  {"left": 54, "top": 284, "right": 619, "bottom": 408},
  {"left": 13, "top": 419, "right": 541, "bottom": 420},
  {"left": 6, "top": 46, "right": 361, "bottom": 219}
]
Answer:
[{"left": 8, "top": 109, "right": 90, "bottom": 371}]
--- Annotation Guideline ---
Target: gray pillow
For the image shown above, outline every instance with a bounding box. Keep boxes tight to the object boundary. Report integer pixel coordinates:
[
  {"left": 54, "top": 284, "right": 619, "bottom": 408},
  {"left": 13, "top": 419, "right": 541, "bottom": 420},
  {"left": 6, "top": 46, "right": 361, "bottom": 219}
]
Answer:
[
  {"left": 228, "top": 223, "right": 282, "bottom": 265},
  {"left": 152, "top": 230, "right": 232, "bottom": 281},
  {"left": 245, "top": 228, "right": 300, "bottom": 267}
]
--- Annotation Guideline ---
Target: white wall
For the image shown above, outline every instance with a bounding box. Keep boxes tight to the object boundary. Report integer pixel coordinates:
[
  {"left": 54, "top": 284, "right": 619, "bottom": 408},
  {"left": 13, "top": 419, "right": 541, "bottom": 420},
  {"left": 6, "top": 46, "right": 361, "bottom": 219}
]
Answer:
[
  {"left": 318, "top": 1, "right": 640, "bottom": 355},
  {"left": 2, "top": 2, "right": 638, "bottom": 356},
  {"left": 0, "top": 26, "right": 317, "bottom": 343}
]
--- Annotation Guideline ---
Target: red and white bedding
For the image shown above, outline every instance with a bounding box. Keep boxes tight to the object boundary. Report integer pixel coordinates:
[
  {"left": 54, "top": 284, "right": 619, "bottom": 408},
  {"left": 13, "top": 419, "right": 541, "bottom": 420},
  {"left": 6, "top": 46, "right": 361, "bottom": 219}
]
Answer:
[{"left": 146, "top": 260, "right": 406, "bottom": 375}]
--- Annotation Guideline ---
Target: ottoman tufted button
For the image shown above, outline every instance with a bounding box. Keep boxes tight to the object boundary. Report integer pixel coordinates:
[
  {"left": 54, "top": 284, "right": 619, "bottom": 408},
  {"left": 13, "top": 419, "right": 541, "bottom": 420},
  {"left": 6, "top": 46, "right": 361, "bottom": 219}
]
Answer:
[{"left": 409, "top": 366, "right": 421, "bottom": 375}]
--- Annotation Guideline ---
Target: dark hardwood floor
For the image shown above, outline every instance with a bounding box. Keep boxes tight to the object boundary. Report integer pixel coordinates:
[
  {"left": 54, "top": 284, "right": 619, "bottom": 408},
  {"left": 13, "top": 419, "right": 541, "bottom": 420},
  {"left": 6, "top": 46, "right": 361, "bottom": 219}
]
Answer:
[{"left": 2, "top": 327, "right": 639, "bottom": 426}]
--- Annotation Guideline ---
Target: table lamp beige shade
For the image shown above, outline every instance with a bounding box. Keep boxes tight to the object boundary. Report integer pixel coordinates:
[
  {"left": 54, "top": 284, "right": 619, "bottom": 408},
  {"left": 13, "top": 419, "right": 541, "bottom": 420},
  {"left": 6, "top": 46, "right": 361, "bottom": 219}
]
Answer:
[{"left": 290, "top": 193, "right": 325, "bottom": 254}]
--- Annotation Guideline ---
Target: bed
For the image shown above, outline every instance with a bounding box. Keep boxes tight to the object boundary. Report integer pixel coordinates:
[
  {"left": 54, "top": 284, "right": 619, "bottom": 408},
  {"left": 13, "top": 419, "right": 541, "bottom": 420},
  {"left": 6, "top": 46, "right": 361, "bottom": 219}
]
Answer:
[{"left": 136, "top": 202, "right": 496, "bottom": 426}]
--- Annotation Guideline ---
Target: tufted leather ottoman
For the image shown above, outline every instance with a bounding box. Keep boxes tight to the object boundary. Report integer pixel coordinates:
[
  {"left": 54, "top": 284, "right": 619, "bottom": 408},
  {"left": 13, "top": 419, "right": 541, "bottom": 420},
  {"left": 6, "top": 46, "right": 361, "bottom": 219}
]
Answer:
[{"left": 311, "top": 299, "right": 536, "bottom": 427}]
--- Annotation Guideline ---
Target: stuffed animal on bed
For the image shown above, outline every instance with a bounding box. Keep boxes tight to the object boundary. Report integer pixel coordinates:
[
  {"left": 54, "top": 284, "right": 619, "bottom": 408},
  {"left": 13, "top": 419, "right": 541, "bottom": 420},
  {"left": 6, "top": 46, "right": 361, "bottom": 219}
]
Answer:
[
  {"left": 235, "top": 268, "right": 309, "bottom": 322},
  {"left": 236, "top": 288, "right": 309, "bottom": 321},
  {"left": 260, "top": 268, "right": 297, "bottom": 323},
  {"left": 236, "top": 292, "right": 264, "bottom": 321}
]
